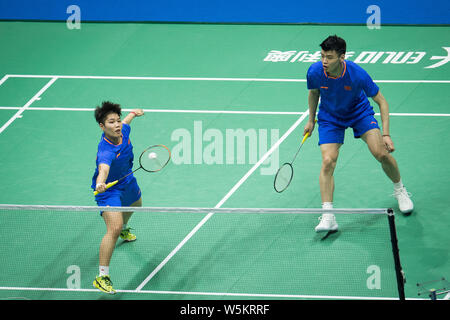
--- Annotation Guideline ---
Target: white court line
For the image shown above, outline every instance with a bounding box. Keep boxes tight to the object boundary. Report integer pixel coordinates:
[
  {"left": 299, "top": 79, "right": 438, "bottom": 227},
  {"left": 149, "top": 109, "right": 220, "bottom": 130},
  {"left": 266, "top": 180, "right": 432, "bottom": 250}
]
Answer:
[
  {"left": 0, "top": 75, "right": 9, "bottom": 86},
  {"left": 3, "top": 74, "right": 450, "bottom": 83},
  {"left": 0, "top": 106, "right": 304, "bottom": 115},
  {"left": 380, "top": 113, "right": 450, "bottom": 117},
  {"left": 0, "top": 286, "right": 423, "bottom": 300},
  {"left": 0, "top": 106, "right": 449, "bottom": 117},
  {"left": 0, "top": 77, "right": 58, "bottom": 134},
  {"left": 134, "top": 111, "right": 309, "bottom": 291},
  {"left": 6, "top": 74, "right": 305, "bottom": 82}
]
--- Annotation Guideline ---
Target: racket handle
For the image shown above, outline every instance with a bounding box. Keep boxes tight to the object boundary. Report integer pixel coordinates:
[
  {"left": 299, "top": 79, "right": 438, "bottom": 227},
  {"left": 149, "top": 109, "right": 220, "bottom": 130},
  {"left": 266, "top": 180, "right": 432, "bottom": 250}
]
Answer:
[
  {"left": 93, "top": 180, "right": 118, "bottom": 196},
  {"left": 301, "top": 131, "right": 311, "bottom": 144},
  {"left": 301, "top": 119, "right": 317, "bottom": 144}
]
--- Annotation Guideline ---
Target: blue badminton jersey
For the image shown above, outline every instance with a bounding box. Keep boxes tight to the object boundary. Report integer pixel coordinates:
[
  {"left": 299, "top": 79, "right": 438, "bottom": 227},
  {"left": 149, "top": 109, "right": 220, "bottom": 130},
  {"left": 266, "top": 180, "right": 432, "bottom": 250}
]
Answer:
[
  {"left": 91, "top": 123, "right": 135, "bottom": 190},
  {"left": 307, "top": 60, "right": 380, "bottom": 124}
]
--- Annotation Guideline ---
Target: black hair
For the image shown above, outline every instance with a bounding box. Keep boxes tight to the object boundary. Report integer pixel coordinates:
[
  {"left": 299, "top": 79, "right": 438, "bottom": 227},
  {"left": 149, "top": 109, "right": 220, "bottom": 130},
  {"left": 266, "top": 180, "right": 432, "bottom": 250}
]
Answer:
[
  {"left": 94, "top": 101, "right": 122, "bottom": 124},
  {"left": 320, "top": 35, "right": 346, "bottom": 56}
]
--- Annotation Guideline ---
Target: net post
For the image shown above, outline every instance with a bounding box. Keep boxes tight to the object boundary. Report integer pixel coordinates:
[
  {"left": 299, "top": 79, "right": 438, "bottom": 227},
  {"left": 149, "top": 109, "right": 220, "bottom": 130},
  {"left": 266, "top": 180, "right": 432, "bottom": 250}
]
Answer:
[
  {"left": 430, "top": 289, "right": 437, "bottom": 300},
  {"left": 387, "top": 208, "right": 406, "bottom": 300}
]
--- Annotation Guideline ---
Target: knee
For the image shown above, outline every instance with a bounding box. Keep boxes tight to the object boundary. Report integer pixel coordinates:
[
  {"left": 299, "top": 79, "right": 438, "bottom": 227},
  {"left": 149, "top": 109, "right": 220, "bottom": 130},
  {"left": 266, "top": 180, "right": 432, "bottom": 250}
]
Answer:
[
  {"left": 108, "top": 223, "right": 123, "bottom": 238},
  {"left": 373, "top": 149, "right": 389, "bottom": 163},
  {"left": 322, "top": 154, "right": 337, "bottom": 171}
]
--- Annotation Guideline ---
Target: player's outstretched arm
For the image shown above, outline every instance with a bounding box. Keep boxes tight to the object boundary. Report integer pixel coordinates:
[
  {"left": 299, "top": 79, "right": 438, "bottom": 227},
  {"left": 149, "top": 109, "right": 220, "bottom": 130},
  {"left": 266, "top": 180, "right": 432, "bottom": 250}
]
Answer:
[{"left": 123, "top": 109, "right": 144, "bottom": 125}]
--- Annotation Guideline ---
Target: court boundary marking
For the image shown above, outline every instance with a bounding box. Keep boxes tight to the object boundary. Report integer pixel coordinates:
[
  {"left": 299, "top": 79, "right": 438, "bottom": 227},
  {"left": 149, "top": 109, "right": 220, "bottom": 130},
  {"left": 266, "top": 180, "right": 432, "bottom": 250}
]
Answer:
[
  {"left": 134, "top": 111, "right": 309, "bottom": 290},
  {"left": 0, "top": 106, "right": 449, "bottom": 117},
  {"left": 0, "top": 73, "right": 447, "bottom": 298},
  {"left": 0, "top": 286, "right": 427, "bottom": 300},
  {"left": 0, "top": 77, "right": 57, "bottom": 134},
  {"left": 1, "top": 73, "right": 449, "bottom": 132},
  {"left": 1, "top": 74, "right": 450, "bottom": 83},
  {"left": 0, "top": 73, "right": 448, "bottom": 130}
]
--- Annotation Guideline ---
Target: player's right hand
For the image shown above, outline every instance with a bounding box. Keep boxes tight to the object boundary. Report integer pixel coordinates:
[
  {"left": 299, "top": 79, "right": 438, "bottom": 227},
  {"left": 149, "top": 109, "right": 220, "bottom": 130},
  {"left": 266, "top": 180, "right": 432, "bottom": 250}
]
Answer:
[
  {"left": 303, "top": 119, "right": 316, "bottom": 137},
  {"left": 95, "top": 183, "right": 107, "bottom": 194}
]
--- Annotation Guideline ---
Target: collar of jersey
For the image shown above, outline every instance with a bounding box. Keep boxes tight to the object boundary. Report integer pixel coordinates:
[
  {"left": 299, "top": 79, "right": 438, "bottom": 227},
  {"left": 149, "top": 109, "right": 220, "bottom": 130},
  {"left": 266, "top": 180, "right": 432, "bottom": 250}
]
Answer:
[
  {"left": 323, "top": 61, "right": 347, "bottom": 79},
  {"left": 103, "top": 135, "right": 123, "bottom": 146}
]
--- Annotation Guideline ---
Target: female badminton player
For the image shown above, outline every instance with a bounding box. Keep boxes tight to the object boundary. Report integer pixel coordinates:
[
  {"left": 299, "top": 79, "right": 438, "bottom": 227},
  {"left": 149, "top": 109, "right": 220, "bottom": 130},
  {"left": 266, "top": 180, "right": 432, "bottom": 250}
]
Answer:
[{"left": 91, "top": 101, "right": 144, "bottom": 294}]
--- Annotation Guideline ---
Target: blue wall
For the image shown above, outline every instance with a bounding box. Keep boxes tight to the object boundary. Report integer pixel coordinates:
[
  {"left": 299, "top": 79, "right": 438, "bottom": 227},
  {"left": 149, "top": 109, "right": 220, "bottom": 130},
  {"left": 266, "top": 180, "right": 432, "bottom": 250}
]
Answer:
[{"left": 0, "top": 0, "right": 449, "bottom": 24}]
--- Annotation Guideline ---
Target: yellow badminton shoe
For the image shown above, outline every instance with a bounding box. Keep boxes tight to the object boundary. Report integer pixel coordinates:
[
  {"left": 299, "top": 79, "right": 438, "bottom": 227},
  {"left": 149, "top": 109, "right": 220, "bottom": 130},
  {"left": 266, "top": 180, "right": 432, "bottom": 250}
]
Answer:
[
  {"left": 93, "top": 275, "right": 116, "bottom": 294},
  {"left": 120, "top": 227, "right": 136, "bottom": 242}
]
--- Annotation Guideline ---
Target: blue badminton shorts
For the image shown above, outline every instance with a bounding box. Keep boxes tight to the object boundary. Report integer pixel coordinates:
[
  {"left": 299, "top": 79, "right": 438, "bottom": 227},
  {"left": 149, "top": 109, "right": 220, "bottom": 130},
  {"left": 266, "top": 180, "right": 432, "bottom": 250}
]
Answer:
[
  {"left": 318, "top": 113, "right": 380, "bottom": 145},
  {"left": 95, "top": 177, "right": 141, "bottom": 215}
]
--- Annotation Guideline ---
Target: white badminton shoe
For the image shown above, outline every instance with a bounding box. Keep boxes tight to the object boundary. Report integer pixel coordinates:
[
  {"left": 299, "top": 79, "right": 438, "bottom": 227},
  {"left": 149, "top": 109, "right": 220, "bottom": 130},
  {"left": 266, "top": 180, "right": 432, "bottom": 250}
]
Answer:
[
  {"left": 393, "top": 187, "right": 414, "bottom": 214},
  {"left": 315, "top": 213, "right": 338, "bottom": 233}
]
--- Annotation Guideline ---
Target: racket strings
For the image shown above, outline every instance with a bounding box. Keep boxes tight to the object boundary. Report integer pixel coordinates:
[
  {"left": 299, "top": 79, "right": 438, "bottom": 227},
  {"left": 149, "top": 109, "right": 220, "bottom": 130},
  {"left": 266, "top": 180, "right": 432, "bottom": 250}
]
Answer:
[
  {"left": 140, "top": 145, "right": 171, "bottom": 172},
  {"left": 274, "top": 122, "right": 316, "bottom": 193},
  {"left": 274, "top": 163, "right": 293, "bottom": 193}
]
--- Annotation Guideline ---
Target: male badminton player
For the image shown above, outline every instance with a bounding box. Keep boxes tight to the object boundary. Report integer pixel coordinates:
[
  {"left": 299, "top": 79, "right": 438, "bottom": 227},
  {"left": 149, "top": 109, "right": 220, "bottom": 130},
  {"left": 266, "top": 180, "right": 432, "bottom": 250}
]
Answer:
[
  {"left": 303, "top": 35, "right": 413, "bottom": 233},
  {"left": 91, "top": 101, "right": 144, "bottom": 294}
]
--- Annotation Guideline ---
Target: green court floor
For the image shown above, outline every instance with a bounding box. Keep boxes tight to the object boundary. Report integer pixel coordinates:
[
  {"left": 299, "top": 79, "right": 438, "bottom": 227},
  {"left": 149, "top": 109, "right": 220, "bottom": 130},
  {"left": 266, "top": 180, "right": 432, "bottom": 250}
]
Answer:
[{"left": 0, "top": 21, "right": 448, "bottom": 300}]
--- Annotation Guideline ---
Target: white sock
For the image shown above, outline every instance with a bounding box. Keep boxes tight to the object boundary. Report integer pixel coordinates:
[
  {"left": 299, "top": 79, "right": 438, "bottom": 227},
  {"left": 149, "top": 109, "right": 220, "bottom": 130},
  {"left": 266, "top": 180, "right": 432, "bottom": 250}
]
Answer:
[
  {"left": 322, "top": 202, "right": 333, "bottom": 209},
  {"left": 99, "top": 266, "right": 109, "bottom": 277},
  {"left": 322, "top": 202, "right": 334, "bottom": 219},
  {"left": 394, "top": 179, "right": 404, "bottom": 191}
]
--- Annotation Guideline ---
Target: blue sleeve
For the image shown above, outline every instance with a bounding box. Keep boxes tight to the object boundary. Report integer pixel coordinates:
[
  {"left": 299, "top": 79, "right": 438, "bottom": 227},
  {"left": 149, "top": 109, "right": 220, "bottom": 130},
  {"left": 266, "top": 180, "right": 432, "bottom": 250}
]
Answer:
[
  {"left": 97, "top": 149, "right": 115, "bottom": 166},
  {"left": 306, "top": 65, "right": 320, "bottom": 90},
  {"left": 360, "top": 69, "right": 379, "bottom": 97},
  {"left": 122, "top": 123, "right": 131, "bottom": 135}
]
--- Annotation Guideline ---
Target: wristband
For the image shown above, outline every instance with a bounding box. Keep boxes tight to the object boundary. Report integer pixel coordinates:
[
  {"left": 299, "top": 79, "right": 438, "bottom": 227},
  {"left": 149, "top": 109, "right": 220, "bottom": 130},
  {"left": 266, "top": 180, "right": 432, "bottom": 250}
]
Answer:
[
  {"left": 382, "top": 134, "right": 390, "bottom": 137},
  {"left": 130, "top": 111, "right": 137, "bottom": 116}
]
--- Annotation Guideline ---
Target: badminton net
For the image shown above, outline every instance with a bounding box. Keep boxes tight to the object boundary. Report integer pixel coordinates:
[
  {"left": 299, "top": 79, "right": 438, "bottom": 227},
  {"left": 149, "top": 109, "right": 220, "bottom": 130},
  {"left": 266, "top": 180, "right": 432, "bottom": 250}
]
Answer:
[{"left": 0, "top": 204, "right": 405, "bottom": 300}]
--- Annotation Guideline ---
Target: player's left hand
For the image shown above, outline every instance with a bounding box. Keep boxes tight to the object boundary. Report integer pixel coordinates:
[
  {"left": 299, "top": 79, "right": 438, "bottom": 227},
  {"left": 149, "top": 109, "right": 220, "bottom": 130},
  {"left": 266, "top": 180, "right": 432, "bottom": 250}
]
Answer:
[
  {"left": 132, "top": 109, "right": 144, "bottom": 117},
  {"left": 383, "top": 135, "right": 395, "bottom": 153}
]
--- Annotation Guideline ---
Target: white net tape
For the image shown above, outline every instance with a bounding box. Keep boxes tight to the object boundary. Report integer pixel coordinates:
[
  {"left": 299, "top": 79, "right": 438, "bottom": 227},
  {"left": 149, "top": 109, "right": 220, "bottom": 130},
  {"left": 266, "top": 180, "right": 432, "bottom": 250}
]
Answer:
[{"left": 0, "top": 204, "right": 392, "bottom": 215}]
